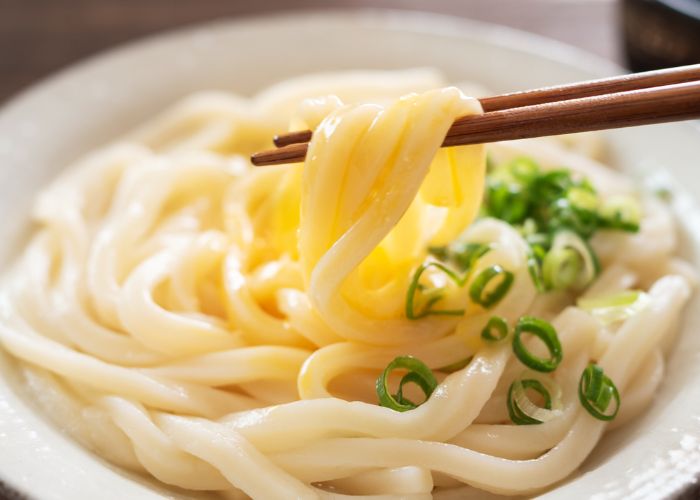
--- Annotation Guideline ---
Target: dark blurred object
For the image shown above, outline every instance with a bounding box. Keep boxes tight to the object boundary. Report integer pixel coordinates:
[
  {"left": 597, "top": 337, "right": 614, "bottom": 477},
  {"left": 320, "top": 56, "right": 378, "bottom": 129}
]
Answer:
[
  {"left": 0, "top": 0, "right": 618, "bottom": 105},
  {"left": 622, "top": 0, "right": 700, "bottom": 71}
]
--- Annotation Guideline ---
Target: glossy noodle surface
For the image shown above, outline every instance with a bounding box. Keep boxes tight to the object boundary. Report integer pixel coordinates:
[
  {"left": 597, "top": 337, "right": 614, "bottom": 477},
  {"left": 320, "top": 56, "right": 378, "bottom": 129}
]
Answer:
[{"left": 0, "top": 70, "right": 693, "bottom": 499}]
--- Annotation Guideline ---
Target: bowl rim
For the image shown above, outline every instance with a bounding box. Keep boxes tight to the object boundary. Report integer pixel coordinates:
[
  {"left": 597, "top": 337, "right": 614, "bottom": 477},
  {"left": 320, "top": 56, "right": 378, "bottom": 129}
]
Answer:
[
  {"left": 0, "top": 7, "right": 624, "bottom": 113},
  {"left": 0, "top": 7, "right": 698, "bottom": 500}
]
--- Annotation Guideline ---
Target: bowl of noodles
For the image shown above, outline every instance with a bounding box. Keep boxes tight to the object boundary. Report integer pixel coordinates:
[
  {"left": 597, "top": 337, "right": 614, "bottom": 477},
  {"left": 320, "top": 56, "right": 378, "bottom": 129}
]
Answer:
[{"left": 1, "top": 9, "right": 700, "bottom": 500}]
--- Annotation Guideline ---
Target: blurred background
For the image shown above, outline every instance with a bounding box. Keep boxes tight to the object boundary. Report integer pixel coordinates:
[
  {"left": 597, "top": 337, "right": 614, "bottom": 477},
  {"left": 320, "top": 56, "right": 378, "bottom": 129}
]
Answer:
[{"left": 1, "top": 0, "right": 700, "bottom": 104}]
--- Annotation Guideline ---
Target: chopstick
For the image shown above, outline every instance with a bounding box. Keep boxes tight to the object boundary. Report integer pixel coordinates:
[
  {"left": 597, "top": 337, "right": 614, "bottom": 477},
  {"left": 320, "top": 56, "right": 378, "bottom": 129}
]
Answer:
[
  {"left": 271, "top": 64, "right": 700, "bottom": 148},
  {"left": 251, "top": 64, "right": 700, "bottom": 167}
]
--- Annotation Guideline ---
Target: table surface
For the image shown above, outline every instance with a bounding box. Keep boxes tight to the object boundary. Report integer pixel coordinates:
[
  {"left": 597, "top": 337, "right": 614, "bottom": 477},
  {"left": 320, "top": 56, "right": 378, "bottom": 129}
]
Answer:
[{"left": 0, "top": 0, "right": 620, "bottom": 105}]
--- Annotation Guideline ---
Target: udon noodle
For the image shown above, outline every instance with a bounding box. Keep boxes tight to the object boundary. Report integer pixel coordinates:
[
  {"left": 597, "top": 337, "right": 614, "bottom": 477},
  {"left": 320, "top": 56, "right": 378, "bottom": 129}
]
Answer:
[{"left": 0, "top": 69, "right": 694, "bottom": 499}]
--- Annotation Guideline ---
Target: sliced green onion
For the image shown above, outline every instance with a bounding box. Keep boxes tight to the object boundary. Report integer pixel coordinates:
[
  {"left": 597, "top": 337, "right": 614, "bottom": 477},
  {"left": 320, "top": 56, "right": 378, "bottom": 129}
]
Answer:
[
  {"left": 526, "top": 250, "right": 546, "bottom": 293},
  {"left": 507, "top": 372, "right": 563, "bottom": 425},
  {"left": 512, "top": 316, "right": 563, "bottom": 372},
  {"left": 409, "top": 242, "right": 494, "bottom": 319},
  {"left": 394, "top": 371, "right": 427, "bottom": 407},
  {"left": 543, "top": 231, "right": 600, "bottom": 291},
  {"left": 532, "top": 169, "right": 575, "bottom": 203},
  {"left": 482, "top": 160, "right": 638, "bottom": 263},
  {"left": 436, "top": 356, "right": 473, "bottom": 373},
  {"left": 654, "top": 186, "right": 672, "bottom": 202},
  {"left": 405, "top": 262, "right": 467, "bottom": 319},
  {"left": 543, "top": 247, "right": 582, "bottom": 290},
  {"left": 578, "top": 363, "right": 620, "bottom": 421},
  {"left": 577, "top": 290, "right": 651, "bottom": 325},
  {"left": 481, "top": 316, "right": 509, "bottom": 342},
  {"left": 469, "top": 265, "right": 514, "bottom": 309},
  {"left": 427, "top": 245, "right": 449, "bottom": 262},
  {"left": 548, "top": 197, "right": 600, "bottom": 239},
  {"left": 486, "top": 181, "right": 529, "bottom": 223},
  {"left": 526, "top": 232, "right": 550, "bottom": 250},
  {"left": 508, "top": 157, "right": 540, "bottom": 184},
  {"left": 567, "top": 186, "right": 599, "bottom": 212},
  {"left": 429, "top": 242, "right": 490, "bottom": 272},
  {"left": 451, "top": 243, "right": 490, "bottom": 272},
  {"left": 525, "top": 238, "right": 548, "bottom": 293},
  {"left": 376, "top": 356, "right": 437, "bottom": 412},
  {"left": 598, "top": 195, "right": 641, "bottom": 232}
]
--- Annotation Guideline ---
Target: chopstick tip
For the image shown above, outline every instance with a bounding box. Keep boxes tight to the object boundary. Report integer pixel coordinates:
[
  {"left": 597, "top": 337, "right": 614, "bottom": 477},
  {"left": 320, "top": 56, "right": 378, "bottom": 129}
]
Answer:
[
  {"left": 250, "top": 153, "right": 264, "bottom": 166},
  {"left": 251, "top": 142, "right": 309, "bottom": 166},
  {"left": 274, "top": 130, "right": 313, "bottom": 148}
]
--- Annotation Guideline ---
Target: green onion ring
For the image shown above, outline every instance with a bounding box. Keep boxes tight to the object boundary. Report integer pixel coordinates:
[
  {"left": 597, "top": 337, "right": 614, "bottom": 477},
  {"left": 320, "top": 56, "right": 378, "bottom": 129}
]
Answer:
[
  {"left": 543, "top": 231, "right": 600, "bottom": 291},
  {"left": 577, "top": 290, "right": 650, "bottom": 325},
  {"left": 507, "top": 379, "right": 553, "bottom": 425},
  {"left": 376, "top": 356, "right": 437, "bottom": 412},
  {"left": 481, "top": 316, "right": 509, "bottom": 342},
  {"left": 405, "top": 262, "right": 467, "bottom": 319},
  {"left": 469, "top": 265, "right": 514, "bottom": 309},
  {"left": 543, "top": 247, "right": 582, "bottom": 290},
  {"left": 508, "top": 157, "right": 540, "bottom": 184},
  {"left": 598, "top": 195, "right": 641, "bottom": 233},
  {"left": 512, "top": 316, "right": 563, "bottom": 372},
  {"left": 578, "top": 363, "right": 620, "bottom": 421},
  {"left": 526, "top": 247, "right": 546, "bottom": 293}
]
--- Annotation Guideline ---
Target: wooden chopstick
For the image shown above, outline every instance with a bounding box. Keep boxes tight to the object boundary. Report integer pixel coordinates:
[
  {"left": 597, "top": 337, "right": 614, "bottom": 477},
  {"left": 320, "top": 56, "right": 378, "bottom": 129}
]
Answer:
[
  {"left": 271, "top": 64, "right": 700, "bottom": 148},
  {"left": 251, "top": 72, "right": 700, "bottom": 167}
]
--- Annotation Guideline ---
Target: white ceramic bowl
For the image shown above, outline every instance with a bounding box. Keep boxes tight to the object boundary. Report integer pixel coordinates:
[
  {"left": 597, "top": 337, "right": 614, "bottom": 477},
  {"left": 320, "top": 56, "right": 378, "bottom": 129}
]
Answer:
[{"left": 1, "top": 10, "right": 699, "bottom": 500}]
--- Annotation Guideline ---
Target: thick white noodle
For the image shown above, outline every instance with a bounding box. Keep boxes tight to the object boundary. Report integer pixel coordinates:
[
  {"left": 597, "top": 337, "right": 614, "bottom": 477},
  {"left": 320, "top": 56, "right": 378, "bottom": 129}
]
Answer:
[{"left": 0, "top": 70, "right": 693, "bottom": 498}]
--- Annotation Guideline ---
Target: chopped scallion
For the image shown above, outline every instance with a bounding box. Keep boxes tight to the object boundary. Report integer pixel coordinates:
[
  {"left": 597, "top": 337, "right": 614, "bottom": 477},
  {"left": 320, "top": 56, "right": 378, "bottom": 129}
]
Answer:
[
  {"left": 376, "top": 356, "right": 437, "bottom": 412},
  {"left": 543, "top": 231, "right": 600, "bottom": 291},
  {"left": 481, "top": 316, "right": 509, "bottom": 342},
  {"left": 577, "top": 290, "right": 651, "bottom": 325},
  {"left": 567, "top": 186, "right": 599, "bottom": 212},
  {"left": 507, "top": 373, "right": 563, "bottom": 425},
  {"left": 486, "top": 181, "right": 529, "bottom": 223},
  {"left": 429, "top": 242, "right": 490, "bottom": 272},
  {"left": 509, "top": 157, "right": 540, "bottom": 184},
  {"left": 543, "top": 247, "right": 582, "bottom": 290},
  {"left": 578, "top": 363, "right": 620, "bottom": 421},
  {"left": 469, "top": 265, "right": 514, "bottom": 309},
  {"left": 598, "top": 195, "right": 641, "bottom": 232},
  {"left": 526, "top": 250, "right": 546, "bottom": 293},
  {"left": 512, "top": 316, "right": 563, "bottom": 372},
  {"left": 405, "top": 262, "right": 467, "bottom": 319}
]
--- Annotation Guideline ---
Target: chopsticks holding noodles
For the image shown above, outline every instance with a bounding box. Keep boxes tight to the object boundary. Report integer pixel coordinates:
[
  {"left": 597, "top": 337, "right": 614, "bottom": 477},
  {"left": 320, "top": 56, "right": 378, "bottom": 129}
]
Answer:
[{"left": 251, "top": 64, "right": 700, "bottom": 166}]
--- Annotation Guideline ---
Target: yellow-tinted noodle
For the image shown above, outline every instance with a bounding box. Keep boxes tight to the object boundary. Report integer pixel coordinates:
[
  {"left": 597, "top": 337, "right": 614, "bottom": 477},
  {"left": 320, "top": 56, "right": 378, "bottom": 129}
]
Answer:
[{"left": 0, "top": 70, "right": 693, "bottom": 498}]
